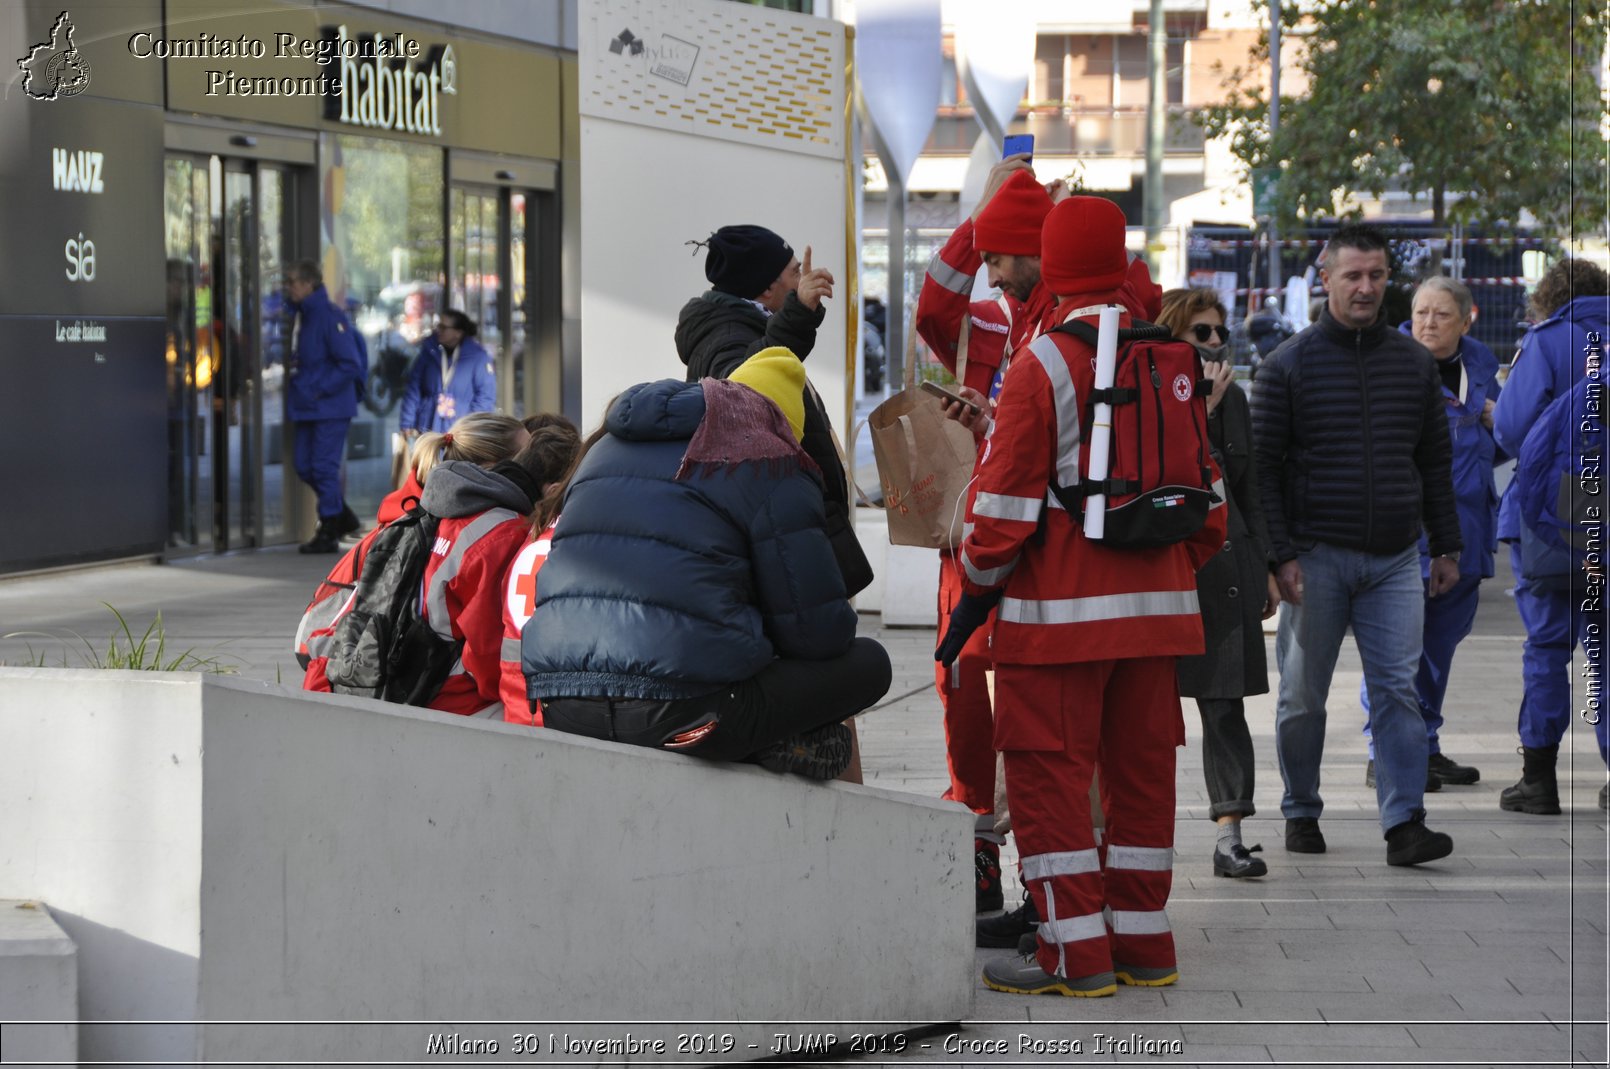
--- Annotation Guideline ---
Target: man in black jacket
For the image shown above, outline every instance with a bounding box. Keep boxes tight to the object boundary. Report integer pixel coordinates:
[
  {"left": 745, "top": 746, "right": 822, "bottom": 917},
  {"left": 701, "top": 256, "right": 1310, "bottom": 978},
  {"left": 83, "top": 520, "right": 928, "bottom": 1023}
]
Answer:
[
  {"left": 675, "top": 225, "right": 873, "bottom": 597},
  {"left": 1251, "top": 222, "right": 1462, "bottom": 868}
]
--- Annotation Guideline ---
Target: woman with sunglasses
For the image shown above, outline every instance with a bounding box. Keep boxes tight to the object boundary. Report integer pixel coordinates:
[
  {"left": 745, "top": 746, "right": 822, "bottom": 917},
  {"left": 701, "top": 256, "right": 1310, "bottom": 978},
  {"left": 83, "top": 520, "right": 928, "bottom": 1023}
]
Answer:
[{"left": 1157, "top": 288, "right": 1282, "bottom": 879}]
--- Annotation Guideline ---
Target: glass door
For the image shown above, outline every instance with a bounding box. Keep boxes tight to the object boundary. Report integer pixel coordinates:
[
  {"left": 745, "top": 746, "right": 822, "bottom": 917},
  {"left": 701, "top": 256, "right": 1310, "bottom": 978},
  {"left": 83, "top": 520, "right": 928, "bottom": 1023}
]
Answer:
[
  {"left": 452, "top": 184, "right": 512, "bottom": 414},
  {"left": 257, "top": 167, "right": 294, "bottom": 544},
  {"left": 164, "top": 156, "right": 218, "bottom": 552},
  {"left": 164, "top": 154, "right": 299, "bottom": 553}
]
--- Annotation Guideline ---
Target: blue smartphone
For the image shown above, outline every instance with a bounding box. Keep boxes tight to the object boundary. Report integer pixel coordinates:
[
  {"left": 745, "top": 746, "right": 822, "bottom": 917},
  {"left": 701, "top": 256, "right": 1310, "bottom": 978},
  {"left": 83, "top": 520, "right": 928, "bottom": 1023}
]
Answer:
[{"left": 1002, "top": 134, "right": 1034, "bottom": 161}]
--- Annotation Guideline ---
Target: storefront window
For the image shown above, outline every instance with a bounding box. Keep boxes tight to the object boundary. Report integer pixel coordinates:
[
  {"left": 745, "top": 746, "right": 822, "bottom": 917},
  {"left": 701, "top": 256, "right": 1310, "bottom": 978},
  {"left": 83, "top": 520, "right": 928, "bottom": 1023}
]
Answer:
[{"left": 318, "top": 133, "right": 444, "bottom": 520}]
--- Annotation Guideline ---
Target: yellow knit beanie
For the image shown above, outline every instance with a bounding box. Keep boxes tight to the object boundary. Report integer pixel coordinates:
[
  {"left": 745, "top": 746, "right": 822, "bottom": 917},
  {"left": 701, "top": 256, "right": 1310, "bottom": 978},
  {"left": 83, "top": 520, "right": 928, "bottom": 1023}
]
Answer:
[{"left": 729, "top": 347, "right": 806, "bottom": 441}]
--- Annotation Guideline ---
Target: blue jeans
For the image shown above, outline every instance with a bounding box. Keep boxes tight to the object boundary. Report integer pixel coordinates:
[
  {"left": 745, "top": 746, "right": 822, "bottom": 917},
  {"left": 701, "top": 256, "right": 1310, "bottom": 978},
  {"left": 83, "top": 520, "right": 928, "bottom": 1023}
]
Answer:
[
  {"left": 1359, "top": 571, "right": 1483, "bottom": 758},
  {"left": 1275, "top": 542, "right": 1428, "bottom": 833}
]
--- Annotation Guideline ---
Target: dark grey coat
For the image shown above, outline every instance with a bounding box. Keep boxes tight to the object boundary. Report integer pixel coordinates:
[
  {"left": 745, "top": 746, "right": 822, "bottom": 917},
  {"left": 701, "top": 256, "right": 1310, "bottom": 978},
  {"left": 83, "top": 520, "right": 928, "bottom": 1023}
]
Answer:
[{"left": 1178, "top": 383, "right": 1272, "bottom": 700}]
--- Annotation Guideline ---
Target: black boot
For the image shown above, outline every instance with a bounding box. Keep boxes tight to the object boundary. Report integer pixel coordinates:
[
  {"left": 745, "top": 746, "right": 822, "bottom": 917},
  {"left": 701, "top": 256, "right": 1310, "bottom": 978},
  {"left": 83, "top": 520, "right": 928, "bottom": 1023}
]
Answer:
[
  {"left": 298, "top": 516, "right": 341, "bottom": 555},
  {"left": 1499, "top": 745, "right": 1561, "bottom": 815},
  {"left": 335, "top": 502, "right": 362, "bottom": 538}
]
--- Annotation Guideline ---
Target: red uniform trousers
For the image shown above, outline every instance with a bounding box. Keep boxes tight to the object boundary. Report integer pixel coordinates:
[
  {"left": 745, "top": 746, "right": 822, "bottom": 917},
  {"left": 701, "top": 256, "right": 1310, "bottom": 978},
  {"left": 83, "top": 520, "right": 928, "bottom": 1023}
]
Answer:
[
  {"left": 936, "top": 549, "right": 997, "bottom": 813},
  {"left": 996, "top": 656, "right": 1183, "bottom": 981}
]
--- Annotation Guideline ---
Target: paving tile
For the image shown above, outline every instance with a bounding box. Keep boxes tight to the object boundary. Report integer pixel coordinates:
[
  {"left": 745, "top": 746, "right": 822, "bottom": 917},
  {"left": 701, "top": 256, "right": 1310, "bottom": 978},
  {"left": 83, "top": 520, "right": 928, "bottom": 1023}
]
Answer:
[{"left": 1405, "top": 1022, "right": 1570, "bottom": 1051}]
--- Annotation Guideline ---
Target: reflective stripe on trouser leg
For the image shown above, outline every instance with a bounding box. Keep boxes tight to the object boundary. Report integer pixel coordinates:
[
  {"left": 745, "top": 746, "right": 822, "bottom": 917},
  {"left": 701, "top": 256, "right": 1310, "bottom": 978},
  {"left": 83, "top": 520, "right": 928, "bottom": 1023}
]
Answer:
[
  {"left": 997, "top": 661, "right": 1116, "bottom": 980},
  {"left": 1096, "top": 656, "right": 1182, "bottom": 970}
]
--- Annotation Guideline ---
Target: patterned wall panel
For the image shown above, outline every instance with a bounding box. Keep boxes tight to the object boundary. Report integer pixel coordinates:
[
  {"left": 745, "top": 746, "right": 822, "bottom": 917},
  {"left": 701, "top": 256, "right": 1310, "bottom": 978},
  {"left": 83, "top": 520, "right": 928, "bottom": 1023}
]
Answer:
[{"left": 580, "top": 0, "right": 845, "bottom": 160}]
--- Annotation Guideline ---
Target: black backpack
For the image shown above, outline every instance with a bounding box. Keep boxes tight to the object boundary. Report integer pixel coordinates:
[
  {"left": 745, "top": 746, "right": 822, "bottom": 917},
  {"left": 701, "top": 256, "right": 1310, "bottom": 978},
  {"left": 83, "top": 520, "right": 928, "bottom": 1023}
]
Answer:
[
  {"left": 324, "top": 506, "right": 464, "bottom": 705},
  {"left": 1046, "top": 319, "right": 1217, "bottom": 547}
]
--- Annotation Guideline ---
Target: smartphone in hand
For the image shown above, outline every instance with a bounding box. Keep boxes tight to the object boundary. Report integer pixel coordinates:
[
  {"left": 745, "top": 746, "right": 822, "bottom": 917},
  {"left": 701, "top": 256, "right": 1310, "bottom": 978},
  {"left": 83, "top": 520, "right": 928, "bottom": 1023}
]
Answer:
[
  {"left": 1002, "top": 134, "right": 1034, "bottom": 161},
  {"left": 920, "top": 379, "right": 981, "bottom": 413}
]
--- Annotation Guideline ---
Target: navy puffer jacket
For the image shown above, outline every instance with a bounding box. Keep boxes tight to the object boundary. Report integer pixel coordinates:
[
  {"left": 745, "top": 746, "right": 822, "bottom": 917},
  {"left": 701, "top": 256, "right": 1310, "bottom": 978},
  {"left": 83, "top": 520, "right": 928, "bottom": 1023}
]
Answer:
[
  {"left": 1251, "top": 305, "right": 1461, "bottom": 564},
  {"left": 522, "top": 379, "right": 857, "bottom": 701}
]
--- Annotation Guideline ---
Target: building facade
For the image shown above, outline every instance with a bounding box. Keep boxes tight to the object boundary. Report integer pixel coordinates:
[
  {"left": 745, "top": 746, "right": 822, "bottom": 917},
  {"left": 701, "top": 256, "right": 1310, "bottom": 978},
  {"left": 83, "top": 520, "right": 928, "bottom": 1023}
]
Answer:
[
  {"left": 1, "top": 0, "right": 578, "bottom": 573},
  {"left": 859, "top": 0, "right": 1280, "bottom": 304}
]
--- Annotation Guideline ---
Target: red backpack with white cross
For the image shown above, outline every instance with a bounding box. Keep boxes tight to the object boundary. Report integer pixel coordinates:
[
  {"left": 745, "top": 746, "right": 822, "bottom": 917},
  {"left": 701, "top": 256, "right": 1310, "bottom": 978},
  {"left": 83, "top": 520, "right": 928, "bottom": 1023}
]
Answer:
[{"left": 1047, "top": 319, "right": 1217, "bottom": 547}]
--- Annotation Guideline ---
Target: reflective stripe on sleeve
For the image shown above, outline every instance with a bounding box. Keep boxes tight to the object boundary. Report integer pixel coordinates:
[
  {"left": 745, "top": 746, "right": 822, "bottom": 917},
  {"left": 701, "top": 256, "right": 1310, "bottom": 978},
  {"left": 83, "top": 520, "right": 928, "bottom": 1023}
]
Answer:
[
  {"left": 1021, "top": 848, "right": 1101, "bottom": 881},
  {"left": 425, "top": 509, "right": 521, "bottom": 640},
  {"left": 973, "top": 491, "right": 1044, "bottom": 524},
  {"left": 999, "top": 589, "right": 1201, "bottom": 626},
  {"left": 1110, "top": 909, "right": 1172, "bottom": 935},
  {"left": 961, "top": 545, "right": 1017, "bottom": 587},
  {"left": 925, "top": 253, "right": 974, "bottom": 295},
  {"left": 1027, "top": 335, "right": 1082, "bottom": 488},
  {"left": 1105, "top": 845, "right": 1175, "bottom": 872},
  {"left": 501, "top": 636, "right": 523, "bottom": 664}
]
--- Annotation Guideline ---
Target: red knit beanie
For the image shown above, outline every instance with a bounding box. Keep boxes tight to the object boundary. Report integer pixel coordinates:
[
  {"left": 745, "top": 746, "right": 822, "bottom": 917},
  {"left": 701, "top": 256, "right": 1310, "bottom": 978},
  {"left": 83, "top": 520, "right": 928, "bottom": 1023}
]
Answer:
[
  {"left": 1040, "top": 196, "right": 1130, "bottom": 296},
  {"left": 974, "top": 171, "right": 1052, "bottom": 257}
]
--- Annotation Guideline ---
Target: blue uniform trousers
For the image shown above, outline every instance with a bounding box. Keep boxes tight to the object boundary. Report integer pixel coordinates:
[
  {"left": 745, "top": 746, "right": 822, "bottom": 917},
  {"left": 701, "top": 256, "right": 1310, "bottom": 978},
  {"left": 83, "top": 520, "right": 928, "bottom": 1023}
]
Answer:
[
  {"left": 1360, "top": 572, "right": 1483, "bottom": 759},
  {"left": 1512, "top": 545, "right": 1609, "bottom": 764},
  {"left": 293, "top": 418, "right": 349, "bottom": 519}
]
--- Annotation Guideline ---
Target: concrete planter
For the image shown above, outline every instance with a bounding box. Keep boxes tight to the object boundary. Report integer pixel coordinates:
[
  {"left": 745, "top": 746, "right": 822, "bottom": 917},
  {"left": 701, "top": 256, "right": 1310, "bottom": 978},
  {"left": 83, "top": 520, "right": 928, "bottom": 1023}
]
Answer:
[{"left": 0, "top": 669, "right": 972, "bottom": 1063}]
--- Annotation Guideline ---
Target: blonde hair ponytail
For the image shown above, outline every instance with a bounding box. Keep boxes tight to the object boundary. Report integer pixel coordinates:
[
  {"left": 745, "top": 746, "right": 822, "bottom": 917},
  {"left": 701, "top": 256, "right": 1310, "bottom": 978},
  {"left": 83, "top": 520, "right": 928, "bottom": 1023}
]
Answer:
[{"left": 410, "top": 412, "right": 525, "bottom": 484}]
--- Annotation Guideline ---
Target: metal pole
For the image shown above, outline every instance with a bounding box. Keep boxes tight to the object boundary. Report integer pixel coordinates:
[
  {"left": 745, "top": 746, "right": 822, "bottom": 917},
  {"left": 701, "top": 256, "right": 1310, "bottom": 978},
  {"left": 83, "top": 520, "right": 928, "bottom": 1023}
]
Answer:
[
  {"left": 885, "top": 172, "right": 907, "bottom": 388},
  {"left": 1267, "top": 0, "right": 1282, "bottom": 300},
  {"left": 1143, "top": 0, "right": 1166, "bottom": 277}
]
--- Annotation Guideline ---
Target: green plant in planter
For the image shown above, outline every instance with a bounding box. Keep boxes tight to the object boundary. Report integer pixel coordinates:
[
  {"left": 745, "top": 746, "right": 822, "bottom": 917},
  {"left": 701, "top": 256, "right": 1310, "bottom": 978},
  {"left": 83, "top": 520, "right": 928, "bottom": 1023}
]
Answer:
[{"left": 2, "top": 604, "right": 236, "bottom": 674}]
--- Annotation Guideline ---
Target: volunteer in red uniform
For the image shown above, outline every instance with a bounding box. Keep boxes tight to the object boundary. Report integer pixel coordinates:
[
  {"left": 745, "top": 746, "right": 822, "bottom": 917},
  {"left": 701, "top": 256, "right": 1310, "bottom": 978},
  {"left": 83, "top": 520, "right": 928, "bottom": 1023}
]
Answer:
[
  {"left": 496, "top": 423, "right": 583, "bottom": 725},
  {"left": 939, "top": 196, "right": 1224, "bottom": 997},
  {"left": 914, "top": 161, "right": 1058, "bottom": 913},
  {"left": 297, "top": 413, "right": 528, "bottom": 691}
]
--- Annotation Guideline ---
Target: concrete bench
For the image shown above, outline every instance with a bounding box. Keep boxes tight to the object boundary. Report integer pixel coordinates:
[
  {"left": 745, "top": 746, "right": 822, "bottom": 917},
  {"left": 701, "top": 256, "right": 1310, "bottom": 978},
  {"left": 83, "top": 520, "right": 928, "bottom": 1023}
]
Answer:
[
  {"left": 0, "top": 900, "right": 76, "bottom": 1064},
  {"left": 0, "top": 668, "right": 972, "bottom": 1063}
]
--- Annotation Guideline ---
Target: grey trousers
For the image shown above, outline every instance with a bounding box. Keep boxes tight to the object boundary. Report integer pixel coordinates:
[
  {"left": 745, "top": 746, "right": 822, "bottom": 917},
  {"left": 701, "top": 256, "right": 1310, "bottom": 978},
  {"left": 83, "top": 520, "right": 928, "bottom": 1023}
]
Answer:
[{"left": 1196, "top": 697, "right": 1256, "bottom": 820}]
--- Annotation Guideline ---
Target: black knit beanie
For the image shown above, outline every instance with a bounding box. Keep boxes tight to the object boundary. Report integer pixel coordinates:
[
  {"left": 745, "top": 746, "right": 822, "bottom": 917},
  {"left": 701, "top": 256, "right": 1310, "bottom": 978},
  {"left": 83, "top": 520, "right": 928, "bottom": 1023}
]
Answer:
[{"left": 703, "top": 225, "right": 793, "bottom": 299}]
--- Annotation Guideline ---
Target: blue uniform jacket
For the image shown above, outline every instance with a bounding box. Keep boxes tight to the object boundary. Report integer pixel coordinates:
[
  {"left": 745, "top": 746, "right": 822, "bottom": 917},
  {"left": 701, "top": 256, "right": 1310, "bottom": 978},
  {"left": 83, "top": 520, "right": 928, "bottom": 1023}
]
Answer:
[
  {"left": 1515, "top": 374, "right": 1605, "bottom": 560},
  {"left": 398, "top": 334, "right": 497, "bottom": 434},
  {"left": 287, "top": 284, "right": 366, "bottom": 422},
  {"left": 1401, "top": 326, "right": 1504, "bottom": 579},
  {"left": 522, "top": 379, "right": 857, "bottom": 701},
  {"left": 1494, "top": 295, "right": 1610, "bottom": 547}
]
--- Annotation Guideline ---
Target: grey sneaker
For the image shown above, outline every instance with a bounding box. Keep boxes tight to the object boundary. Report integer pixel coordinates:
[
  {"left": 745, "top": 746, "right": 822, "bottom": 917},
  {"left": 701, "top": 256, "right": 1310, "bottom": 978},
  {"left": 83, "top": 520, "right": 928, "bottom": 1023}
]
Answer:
[
  {"left": 981, "top": 953, "right": 1116, "bottom": 997},
  {"left": 752, "top": 723, "right": 852, "bottom": 780}
]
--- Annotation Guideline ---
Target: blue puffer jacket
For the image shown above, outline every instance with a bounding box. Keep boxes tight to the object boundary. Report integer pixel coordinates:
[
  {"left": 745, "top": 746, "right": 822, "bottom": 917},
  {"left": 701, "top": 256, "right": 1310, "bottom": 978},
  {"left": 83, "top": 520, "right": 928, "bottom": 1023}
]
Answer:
[
  {"left": 287, "top": 284, "right": 366, "bottom": 422},
  {"left": 522, "top": 379, "right": 857, "bottom": 701},
  {"left": 1493, "top": 295, "right": 1610, "bottom": 579},
  {"left": 398, "top": 334, "right": 497, "bottom": 434}
]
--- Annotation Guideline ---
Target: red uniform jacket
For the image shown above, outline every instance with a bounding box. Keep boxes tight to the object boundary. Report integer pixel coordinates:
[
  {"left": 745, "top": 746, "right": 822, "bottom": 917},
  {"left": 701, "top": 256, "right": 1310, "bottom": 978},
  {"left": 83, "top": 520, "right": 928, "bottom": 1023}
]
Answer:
[
  {"left": 376, "top": 471, "right": 424, "bottom": 527},
  {"left": 420, "top": 508, "right": 531, "bottom": 717},
  {"left": 497, "top": 522, "right": 556, "bottom": 726},
  {"left": 960, "top": 294, "right": 1226, "bottom": 666},
  {"left": 915, "top": 217, "right": 1055, "bottom": 406}
]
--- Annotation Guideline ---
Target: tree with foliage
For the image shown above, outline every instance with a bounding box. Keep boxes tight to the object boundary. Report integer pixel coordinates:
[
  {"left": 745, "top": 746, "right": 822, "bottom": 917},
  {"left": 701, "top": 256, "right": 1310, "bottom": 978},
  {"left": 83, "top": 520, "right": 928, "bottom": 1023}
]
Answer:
[{"left": 1199, "top": 0, "right": 1607, "bottom": 236}]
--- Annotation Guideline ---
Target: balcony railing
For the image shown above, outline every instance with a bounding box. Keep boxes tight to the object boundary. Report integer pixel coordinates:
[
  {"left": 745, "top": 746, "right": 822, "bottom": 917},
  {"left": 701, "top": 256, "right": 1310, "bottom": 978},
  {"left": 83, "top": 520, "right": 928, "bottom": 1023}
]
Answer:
[{"left": 922, "top": 108, "right": 1205, "bottom": 157}]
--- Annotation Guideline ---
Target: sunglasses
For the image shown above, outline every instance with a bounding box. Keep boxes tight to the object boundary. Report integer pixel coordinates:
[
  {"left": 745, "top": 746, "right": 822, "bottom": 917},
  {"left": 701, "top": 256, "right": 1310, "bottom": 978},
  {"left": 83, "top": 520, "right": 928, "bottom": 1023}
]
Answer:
[{"left": 1190, "top": 324, "right": 1230, "bottom": 344}]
